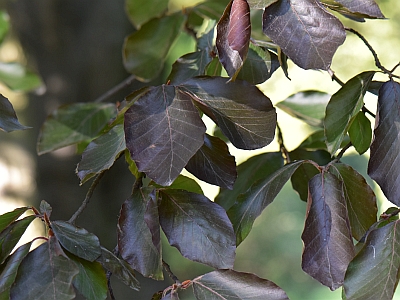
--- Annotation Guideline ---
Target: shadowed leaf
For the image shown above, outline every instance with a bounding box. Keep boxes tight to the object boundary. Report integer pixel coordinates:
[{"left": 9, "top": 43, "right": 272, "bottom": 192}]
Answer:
[
  {"left": 0, "top": 95, "right": 30, "bottom": 132},
  {"left": 321, "top": 0, "right": 384, "bottom": 20},
  {"left": 159, "top": 189, "right": 236, "bottom": 269},
  {"left": 348, "top": 112, "right": 372, "bottom": 155},
  {"left": 0, "top": 207, "right": 29, "bottom": 233},
  {"left": 190, "top": 0, "right": 230, "bottom": 21},
  {"left": 263, "top": 0, "right": 346, "bottom": 70},
  {"left": 192, "top": 269, "right": 289, "bottom": 300},
  {"left": 150, "top": 175, "right": 203, "bottom": 195},
  {"left": 302, "top": 173, "right": 354, "bottom": 290},
  {"left": 124, "top": 85, "right": 206, "bottom": 186},
  {"left": 125, "top": 0, "right": 168, "bottom": 29}
]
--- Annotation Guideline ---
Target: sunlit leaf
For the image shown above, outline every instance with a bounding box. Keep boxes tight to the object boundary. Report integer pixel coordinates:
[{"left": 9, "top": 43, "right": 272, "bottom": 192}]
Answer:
[
  {"left": 125, "top": 0, "right": 168, "bottom": 29},
  {"left": 37, "top": 102, "right": 116, "bottom": 155},
  {"left": 344, "top": 220, "right": 400, "bottom": 300},
  {"left": 118, "top": 188, "right": 163, "bottom": 280},
  {"left": 186, "top": 134, "right": 237, "bottom": 189},
  {"left": 159, "top": 189, "right": 236, "bottom": 269},
  {"left": 324, "top": 71, "right": 375, "bottom": 155},
  {"left": 182, "top": 76, "right": 276, "bottom": 150},
  {"left": 263, "top": 0, "right": 346, "bottom": 70},
  {"left": 368, "top": 80, "right": 400, "bottom": 206},
  {"left": 0, "top": 62, "right": 42, "bottom": 92},
  {"left": 192, "top": 269, "right": 289, "bottom": 300},
  {"left": 229, "top": 160, "right": 305, "bottom": 245},
  {"left": 150, "top": 175, "right": 204, "bottom": 195},
  {"left": 0, "top": 207, "right": 29, "bottom": 233},
  {"left": 348, "top": 112, "right": 372, "bottom": 155},
  {"left": 123, "top": 13, "right": 185, "bottom": 82},
  {"left": 124, "top": 85, "right": 206, "bottom": 186},
  {"left": 247, "top": 0, "right": 278, "bottom": 9},
  {"left": 0, "top": 94, "right": 30, "bottom": 132},
  {"left": 190, "top": 0, "right": 230, "bottom": 21},
  {"left": 302, "top": 172, "right": 354, "bottom": 290},
  {"left": 51, "top": 220, "right": 101, "bottom": 262}
]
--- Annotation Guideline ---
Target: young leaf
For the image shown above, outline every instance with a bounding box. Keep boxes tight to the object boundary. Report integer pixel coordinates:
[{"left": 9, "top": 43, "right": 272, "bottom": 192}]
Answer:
[
  {"left": 77, "top": 123, "right": 126, "bottom": 184},
  {"left": 330, "top": 163, "right": 377, "bottom": 241},
  {"left": 181, "top": 76, "right": 276, "bottom": 150},
  {"left": 263, "top": 0, "right": 346, "bottom": 70},
  {"left": 37, "top": 102, "right": 117, "bottom": 155},
  {"left": 216, "top": 0, "right": 251, "bottom": 80},
  {"left": 124, "top": 85, "right": 206, "bottom": 186},
  {"left": 118, "top": 187, "right": 163, "bottom": 280},
  {"left": 368, "top": 80, "right": 400, "bottom": 206},
  {"left": 348, "top": 112, "right": 372, "bottom": 155},
  {"left": 276, "top": 91, "right": 331, "bottom": 127},
  {"left": 51, "top": 220, "right": 101, "bottom": 262},
  {"left": 159, "top": 189, "right": 236, "bottom": 269},
  {"left": 185, "top": 134, "right": 237, "bottom": 189},
  {"left": 10, "top": 236, "right": 79, "bottom": 300},
  {"left": 324, "top": 71, "right": 375, "bottom": 155},
  {"left": 192, "top": 269, "right": 289, "bottom": 300},
  {"left": 123, "top": 13, "right": 185, "bottom": 82},
  {"left": 0, "top": 62, "right": 42, "bottom": 92},
  {"left": 344, "top": 220, "right": 400, "bottom": 300},
  {"left": 0, "top": 207, "right": 29, "bottom": 233},
  {"left": 228, "top": 160, "right": 305, "bottom": 245},
  {"left": 0, "top": 94, "right": 30, "bottom": 132},
  {"left": 96, "top": 247, "right": 140, "bottom": 291},
  {"left": 39, "top": 200, "right": 52, "bottom": 218},
  {"left": 125, "top": 0, "right": 168, "bottom": 29},
  {"left": 302, "top": 173, "right": 354, "bottom": 290}
]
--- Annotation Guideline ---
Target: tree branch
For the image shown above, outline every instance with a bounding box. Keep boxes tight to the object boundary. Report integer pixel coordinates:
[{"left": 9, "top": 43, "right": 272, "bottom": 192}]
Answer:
[
  {"left": 277, "top": 123, "right": 290, "bottom": 163},
  {"left": 95, "top": 74, "right": 136, "bottom": 103},
  {"left": 163, "top": 260, "right": 181, "bottom": 285}
]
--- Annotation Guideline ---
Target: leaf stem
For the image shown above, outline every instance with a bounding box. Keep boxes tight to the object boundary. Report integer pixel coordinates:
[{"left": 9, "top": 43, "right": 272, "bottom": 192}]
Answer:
[
  {"left": 94, "top": 74, "right": 136, "bottom": 103},
  {"left": 68, "top": 171, "right": 106, "bottom": 224},
  {"left": 335, "top": 142, "right": 352, "bottom": 162},
  {"left": 362, "top": 105, "right": 376, "bottom": 118},
  {"left": 106, "top": 246, "right": 119, "bottom": 300},
  {"left": 163, "top": 260, "right": 181, "bottom": 285},
  {"left": 277, "top": 123, "right": 290, "bottom": 163},
  {"left": 131, "top": 172, "right": 144, "bottom": 193}
]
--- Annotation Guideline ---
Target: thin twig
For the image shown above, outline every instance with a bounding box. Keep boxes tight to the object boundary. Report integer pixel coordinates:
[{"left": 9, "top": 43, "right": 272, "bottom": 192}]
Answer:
[
  {"left": 106, "top": 246, "right": 119, "bottom": 300},
  {"left": 95, "top": 74, "right": 136, "bottom": 103},
  {"left": 68, "top": 171, "right": 106, "bottom": 224},
  {"left": 335, "top": 142, "right": 352, "bottom": 162},
  {"left": 328, "top": 68, "right": 345, "bottom": 87},
  {"left": 362, "top": 106, "right": 376, "bottom": 118},
  {"left": 163, "top": 260, "right": 181, "bottom": 285},
  {"left": 276, "top": 123, "right": 290, "bottom": 163}
]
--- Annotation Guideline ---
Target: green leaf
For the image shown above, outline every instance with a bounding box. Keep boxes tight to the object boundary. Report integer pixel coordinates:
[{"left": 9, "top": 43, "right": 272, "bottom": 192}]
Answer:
[
  {"left": 0, "top": 215, "right": 36, "bottom": 265},
  {"left": 124, "top": 85, "right": 206, "bottom": 186},
  {"left": 247, "top": 0, "right": 278, "bottom": 9},
  {"left": 215, "top": 152, "right": 283, "bottom": 210},
  {"left": 190, "top": 0, "right": 230, "bottom": 21},
  {"left": 0, "top": 94, "right": 30, "bottom": 132},
  {"left": 77, "top": 124, "right": 126, "bottom": 184},
  {"left": 302, "top": 173, "right": 354, "bottom": 290},
  {"left": 123, "top": 13, "right": 186, "bottom": 82},
  {"left": 0, "top": 62, "right": 42, "bottom": 92},
  {"left": 186, "top": 134, "right": 237, "bottom": 189},
  {"left": 0, "top": 11, "right": 9, "bottom": 44},
  {"left": 348, "top": 112, "right": 372, "bottom": 155},
  {"left": 10, "top": 236, "right": 79, "bottom": 300},
  {"left": 96, "top": 247, "right": 140, "bottom": 290},
  {"left": 182, "top": 76, "right": 276, "bottom": 150},
  {"left": 324, "top": 71, "right": 375, "bottom": 155},
  {"left": 204, "top": 57, "right": 223, "bottom": 77},
  {"left": 118, "top": 187, "right": 163, "bottom": 280},
  {"left": 67, "top": 253, "right": 107, "bottom": 300},
  {"left": 192, "top": 269, "right": 289, "bottom": 300},
  {"left": 330, "top": 163, "right": 377, "bottom": 241},
  {"left": 159, "top": 189, "right": 236, "bottom": 269},
  {"left": 37, "top": 102, "right": 117, "bottom": 155},
  {"left": 0, "top": 207, "right": 29, "bottom": 233},
  {"left": 298, "top": 129, "right": 350, "bottom": 151},
  {"left": 125, "top": 149, "right": 140, "bottom": 179},
  {"left": 276, "top": 90, "right": 331, "bottom": 127},
  {"left": 368, "top": 80, "right": 400, "bottom": 206},
  {"left": 228, "top": 160, "right": 304, "bottom": 245},
  {"left": 263, "top": 0, "right": 346, "bottom": 70},
  {"left": 125, "top": 0, "right": 168, "bottom": 29},
  {"left": 51, "top": 220, "right": 101, "bottom": 262},
  {"left": 344, "top": 220, "right": 400, "bottom": 300},
  {"left": 150, "top": 175, "right": 203, "bottom": 195}
]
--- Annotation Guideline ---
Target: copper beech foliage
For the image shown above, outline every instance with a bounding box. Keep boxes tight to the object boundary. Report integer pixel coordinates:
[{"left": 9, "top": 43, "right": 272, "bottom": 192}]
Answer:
[{"left": 3, "top": 0, "right": 400, "bottom": 299}]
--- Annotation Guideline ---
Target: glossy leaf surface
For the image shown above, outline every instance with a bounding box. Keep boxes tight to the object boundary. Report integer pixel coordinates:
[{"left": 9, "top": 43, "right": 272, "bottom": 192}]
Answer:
[
  {"left": 348, "top": 112, "right": 372, "bottom": 155},
  {"left": 302, "top": 173, "right": 354, "bottom": 290},
  {"left": 125, "top": 0, "right": 168, "bottom": 28},
  {"left": 185, "top": 134, "right": 237, "bottom": 189},
  {"left": 263, "top": 0, "right": 345, "bottom": 70},
  {"left": 368, "top": 80, "right": 400, "bottom": 206},
  {"left": 159, "top": 189, "right": 236, "bottom": 269},
  {"left": 182, "top": 76, "right": 276, "bottom": 150},
  {"left": 0, "top": 95, "right": 30, "bottom": 132},
  {"left": 192, "top": 269, "right": 289, "bottom": 300},
  {"left": 37, "top": 103, "right": 116, "bottom": 155},
  {"left": 124, "top": 85, "right": 206, "bottom": 186}
]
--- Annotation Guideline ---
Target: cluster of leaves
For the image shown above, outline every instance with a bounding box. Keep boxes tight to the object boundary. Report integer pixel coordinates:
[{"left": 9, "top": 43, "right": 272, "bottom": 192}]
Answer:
[{"left": 2, "top": 0, "right": 400, "bottom": 299}]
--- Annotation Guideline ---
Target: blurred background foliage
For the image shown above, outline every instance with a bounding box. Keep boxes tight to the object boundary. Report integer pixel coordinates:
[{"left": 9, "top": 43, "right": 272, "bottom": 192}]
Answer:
[{"left": 0, "top": 0, "right": 399, "bottom": 299}]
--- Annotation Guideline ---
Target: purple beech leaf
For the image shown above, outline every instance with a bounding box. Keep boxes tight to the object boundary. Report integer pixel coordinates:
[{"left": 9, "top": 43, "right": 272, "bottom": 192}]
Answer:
[
  {"left": 10, "top": 236, "right": 79, "bottom": 300},
  {"left": 0, "top": 94, "right": 30, "bottom": 132},
  {"left": 324, "top": 71, "right": 375, "bottom": 155},
  {"left": 192, "top": 269, "right": 289, "bottom": 300},
  {"left": 344, "top": 220, "right": 400, "bottom": 300},
  {"left": 330, "top": 163, "right": 377, "bottom": 241},
  {"left": 368, "top": 80, "right": 400, "bottom": 206},
  {"left": 39, "top": 200, "right": 52, "bottom": 218},
  {"left": 181, "top": 76, "right": 276, "bottom": 150},
  {"left": 216, "top": 0, "right": 251, "bottom": 80},
  {"left": 159, "top": 189, "right": 236, "bottom": 269},
  {"left": 302, "top": 173, "right": 354, "bottom": 290},
  {"left": 228, "top": 160, "right": 305, "bottom": 245},
  {"left": 185, "top": 133, "right": 237, "bottom": 189},
  {"left": 321, "top": 0, "right": 385, "bottom": 19},
  {"left": 124, "top": 85, "right": 206, "bottom": 186},
  {"left": 262, "top": 0, "right": 346, "bottom": 70},
  {"left": 118, "top": 187, "right": 163, "bottom": 280}
]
